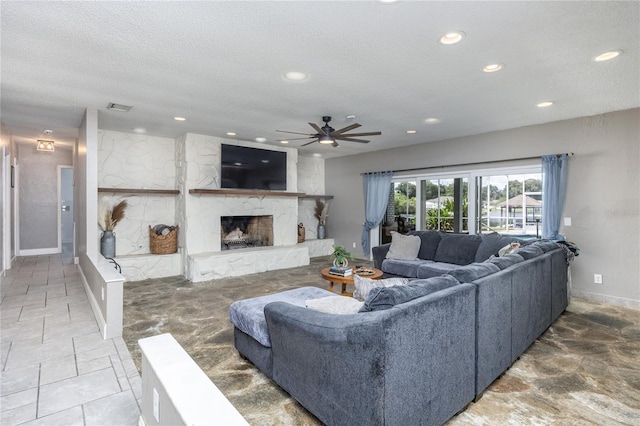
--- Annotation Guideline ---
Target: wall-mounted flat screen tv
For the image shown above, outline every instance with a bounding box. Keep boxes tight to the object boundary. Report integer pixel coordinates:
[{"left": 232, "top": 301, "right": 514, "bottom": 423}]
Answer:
[{"left": 221, "top": 144, "right": 287, "bottom": 190}]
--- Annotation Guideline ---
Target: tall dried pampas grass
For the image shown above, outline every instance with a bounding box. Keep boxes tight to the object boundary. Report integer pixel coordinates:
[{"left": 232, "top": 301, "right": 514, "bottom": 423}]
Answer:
[{"left": 99, "top": 199, "right": 128, "bottom": 231}]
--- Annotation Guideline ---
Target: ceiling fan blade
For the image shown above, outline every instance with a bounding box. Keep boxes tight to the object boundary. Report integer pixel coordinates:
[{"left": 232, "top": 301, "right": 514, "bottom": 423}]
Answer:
[
  {"left": 339, "top": 131, "right": 382, "bottom": 137},
  {"left": 308, "top": 122, "right": 323, "bottom": 134},
  {"left": 332, "top": 123, "right": 361, "bottom": 135},
  {"left": 334, "top": 136, "right": 370, "bottom": 143},
  {"left": 301, "top": 140, "right": 318, "bottom": 147},
  {"left": 277, "top": 137, "right": 315, "bottom": 142},
  {"left": 275, "top": 130, "right": 315, "bottom": 136}
]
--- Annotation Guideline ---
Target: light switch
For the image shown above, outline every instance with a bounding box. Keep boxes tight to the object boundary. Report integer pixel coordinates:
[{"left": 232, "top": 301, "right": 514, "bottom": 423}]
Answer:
[{"left": 564, "top": 217, "right": 572, "bottom": 227}]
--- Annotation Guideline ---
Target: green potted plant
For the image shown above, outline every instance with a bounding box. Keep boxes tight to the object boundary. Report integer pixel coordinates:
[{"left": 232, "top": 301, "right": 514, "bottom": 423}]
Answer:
[{"left": 329, "top": 245, "right": 354, "bottom": 268}]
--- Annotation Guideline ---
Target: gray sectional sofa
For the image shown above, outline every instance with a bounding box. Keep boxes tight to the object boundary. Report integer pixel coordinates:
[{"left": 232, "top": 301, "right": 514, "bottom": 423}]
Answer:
[{"left": 230, "top": 231, "right": 570, "bottom": 425}]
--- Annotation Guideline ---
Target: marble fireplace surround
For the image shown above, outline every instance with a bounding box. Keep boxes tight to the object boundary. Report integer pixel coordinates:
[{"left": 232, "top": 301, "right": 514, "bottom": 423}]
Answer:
[{"left": 179, "top": 133, "right": 310, "bottom": 282}]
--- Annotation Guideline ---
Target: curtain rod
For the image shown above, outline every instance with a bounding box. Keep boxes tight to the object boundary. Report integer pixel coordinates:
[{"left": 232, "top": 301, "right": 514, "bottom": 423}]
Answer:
[{"left": 363, "top": 152, "right": 574, "bottom": 175}]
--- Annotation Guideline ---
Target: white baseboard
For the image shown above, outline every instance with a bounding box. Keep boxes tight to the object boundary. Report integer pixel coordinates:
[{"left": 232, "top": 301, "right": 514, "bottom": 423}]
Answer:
[
  {"left": 78, "top": 263, "right": 109, "bottom": 338},
  {"left": 572, "top": 290, "right": 640, "bottom": 309},
  {"left": 19, "top": 247, "right": 59, "bottom": 256}
]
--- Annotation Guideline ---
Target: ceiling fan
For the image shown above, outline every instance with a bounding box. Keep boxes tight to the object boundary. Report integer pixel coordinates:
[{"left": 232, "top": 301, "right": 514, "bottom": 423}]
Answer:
[{"left": 276, "top": 116, "right": 381, "bottom": 147}]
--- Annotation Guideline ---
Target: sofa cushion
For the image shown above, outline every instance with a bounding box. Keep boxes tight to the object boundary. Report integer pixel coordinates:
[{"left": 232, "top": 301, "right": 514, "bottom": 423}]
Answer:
[
  {"left": 306, "top": 296, "right": 364, "bottom": 314},
  {"left": 416, "top": 262, "right": 460, "bottom": 279},
  {"left": 447, "top": 262, "right": 500, "bottom": 283},
  {"left": 386, "top": 231, "right": 421, "bottom": 260},
  {"left": 516, "top": 244, "right": 544, "bottom": 260},
  {"left": 434, "top": 233, "right": 482, "bottom": 265},
  {"left": 359, "top": 275, "right": 459, "bottom": 312},
  {"left": 381, "top": 258, "right": 428, "bottom": 278},
  {"left": 475, "top": 232, "right": 516, "bottom": 262},
  {"left": 486, "top": 253, "right": 525, "bottom": 270},
  {"left": 353, "top": 275, "right": 410, "bottom": 302},
  {"left": 408, "top": 230, "right": 442, "bottom": 260},
  {"left": 229, "top": 286, "right": 334, "bottom": 347}
]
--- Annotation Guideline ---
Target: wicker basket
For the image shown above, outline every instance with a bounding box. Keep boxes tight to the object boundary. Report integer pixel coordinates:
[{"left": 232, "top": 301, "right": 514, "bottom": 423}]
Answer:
[{"left": 149, "top": 225, "right": 178, "bottom": 254}]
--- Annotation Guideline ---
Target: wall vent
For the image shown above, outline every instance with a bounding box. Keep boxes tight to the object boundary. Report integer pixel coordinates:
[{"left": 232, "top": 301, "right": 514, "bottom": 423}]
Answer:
[{"left": 107, "top": 102, "right": 132, "bottom": 112}]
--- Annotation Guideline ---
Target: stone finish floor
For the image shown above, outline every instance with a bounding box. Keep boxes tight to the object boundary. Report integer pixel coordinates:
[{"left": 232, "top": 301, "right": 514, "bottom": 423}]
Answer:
[{"left": 122, "top": 258, "right": 640, "bottom": 425}]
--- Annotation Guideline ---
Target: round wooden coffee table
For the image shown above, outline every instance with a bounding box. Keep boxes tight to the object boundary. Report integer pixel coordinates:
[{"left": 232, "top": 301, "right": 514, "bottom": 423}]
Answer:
[{"left": 320, "top": 267, "right": 384, "bottom": 296}]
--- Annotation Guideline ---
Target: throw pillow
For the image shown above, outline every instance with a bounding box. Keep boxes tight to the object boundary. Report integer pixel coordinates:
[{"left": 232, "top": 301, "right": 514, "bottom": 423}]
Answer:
[
  {"left": 386, "top": 231, "right": 421, "bottom": 260},
  {"left": 306, "top": 296, "right": 364, "bottom": 314},
  {"left": 359, "top": 275, "right": 459, "bottom": 312},
  {"left": 498, "top": 241, "right": 521, "bottom": 257},
  {"left": 353, "top": 275, "right": 410, "bottom": 302}
]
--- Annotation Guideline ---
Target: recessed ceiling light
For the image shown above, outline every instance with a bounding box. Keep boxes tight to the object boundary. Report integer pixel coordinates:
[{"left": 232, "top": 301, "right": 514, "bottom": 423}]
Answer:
[
  {"left": 483, "top": 63, "right": 504, "bottom": 73},
  {"left": 174, "top": 116, "right": 186, "bottom": 121},
  {"left": 376, "top": 0, "right": 398, "bottom": 4},
  {"left": 255, "top": 137, "right": 267, "bottom": 143},
  {"left": 312, "top": 153, "right": 322, "bottom": 157},
  {"left": 594, "top": 50, "right": 622, "bottom": 62},
  {"left": 280, "top": 140, "right": 289, "bottom": 144},
  {"left": 284, "top": 71, "right": 309, "bottom": 81},
  {"left": 537, "top": 101, "right": 554, "bottom": 108},
  {"left": 261, "top": 159, "right": 270, "bottom": 163},
  {"left": 226, "top": 132, "right": 236, "bottom": 136},
  {"left": 439, "top": 31, "right": 465, "bottom": 45},
  {"left": 132, "top": 127, "right": 146, "bottom": 134},
  {"left": 234, "top": 162, "right": 242, "bottom": 166},
  {"left": 424, "top": 117, "right": 441, "bottom": 124},
  {"left": 406, "top": 130, "right": 417, "bottom": 134}
]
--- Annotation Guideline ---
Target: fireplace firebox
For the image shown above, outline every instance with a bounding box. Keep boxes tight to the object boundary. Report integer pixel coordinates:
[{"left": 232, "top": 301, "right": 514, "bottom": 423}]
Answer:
[{"left": 221, "top": 215, "right": 273, "bottom": 250}]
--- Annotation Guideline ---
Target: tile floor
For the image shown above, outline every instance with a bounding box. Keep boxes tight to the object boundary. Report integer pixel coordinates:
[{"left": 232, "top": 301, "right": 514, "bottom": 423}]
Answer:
[{"left": 1, "top": 254, "right": 141, "bottom": 426}]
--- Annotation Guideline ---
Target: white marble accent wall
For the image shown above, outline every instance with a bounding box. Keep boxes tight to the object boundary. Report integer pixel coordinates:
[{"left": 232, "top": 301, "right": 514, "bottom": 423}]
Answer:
[
  {"left": 297, "top": 155, "right": 325, "bottom": 194},
  {"left": 98, "top": 131, "right": 177, "bottom": 256},
  {"left": 175, "top": 134, "right": 188, "bottom": 273},
  {"left": 98, "top": 130, "right": 176, "bottom": 189},
  {"left": 98, "top": 194, "right": 176, "bottom": 255},
  {"left": 297, "top": 155, "right": 326, "bottom": 240}
]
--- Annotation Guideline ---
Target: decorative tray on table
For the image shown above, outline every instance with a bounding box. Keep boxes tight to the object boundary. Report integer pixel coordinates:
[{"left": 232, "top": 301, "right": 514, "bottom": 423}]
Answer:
[{"left": 354, "top": 267, "right": 375, "bottom": 276}]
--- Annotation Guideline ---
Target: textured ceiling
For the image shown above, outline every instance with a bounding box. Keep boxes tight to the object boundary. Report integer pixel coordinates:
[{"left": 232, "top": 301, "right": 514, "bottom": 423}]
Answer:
[{"left": 1, "top": 1, "right": 639, "bottom": 158}]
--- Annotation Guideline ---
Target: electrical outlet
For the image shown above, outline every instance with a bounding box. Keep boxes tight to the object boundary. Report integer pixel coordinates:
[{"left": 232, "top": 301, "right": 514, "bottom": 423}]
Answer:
[
  {"left": 352, "top": 242, "right": 356, "bottom": 248},
  {"left": 594, "top": 274, "right": 603, "bottom": 284},
  {"left": 564, "top": 217, "right": 572, "bottom": 227}
]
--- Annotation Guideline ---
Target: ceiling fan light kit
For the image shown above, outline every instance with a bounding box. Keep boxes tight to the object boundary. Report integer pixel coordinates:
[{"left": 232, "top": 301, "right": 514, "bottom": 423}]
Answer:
[{"left": 276, "top": 116, "right": 381, "bottom": 148}]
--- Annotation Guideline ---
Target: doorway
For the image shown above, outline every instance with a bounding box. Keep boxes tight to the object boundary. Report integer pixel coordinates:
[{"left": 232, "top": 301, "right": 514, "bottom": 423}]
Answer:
[{"left": 58, "top": 166, "right": 74, "bottom": 263}]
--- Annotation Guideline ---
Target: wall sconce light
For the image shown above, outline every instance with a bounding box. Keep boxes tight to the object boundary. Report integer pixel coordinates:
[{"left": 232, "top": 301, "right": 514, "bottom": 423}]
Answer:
[{"left": 37, "top": 140, "right": 55, "bottom": 152}]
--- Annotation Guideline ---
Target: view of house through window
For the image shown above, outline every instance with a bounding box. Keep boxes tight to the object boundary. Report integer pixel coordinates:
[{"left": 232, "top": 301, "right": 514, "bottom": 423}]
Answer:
[
  {"left": 380, "top": 167, "right": 543, "bottom": 242},
  {"left": 477, "top": 172, "right": 543, "bottom": 236}
]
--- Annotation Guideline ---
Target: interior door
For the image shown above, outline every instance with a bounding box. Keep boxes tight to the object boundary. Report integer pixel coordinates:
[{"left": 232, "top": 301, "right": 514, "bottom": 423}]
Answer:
[{"left": 59, "top": 166, "right": 74, "bottom": 251}]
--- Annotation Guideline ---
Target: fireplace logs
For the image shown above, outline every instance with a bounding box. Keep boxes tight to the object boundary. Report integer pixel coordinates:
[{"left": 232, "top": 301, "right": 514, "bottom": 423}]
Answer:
[{"left": 221, "top": 215, "right": 273, "bottom": 250}]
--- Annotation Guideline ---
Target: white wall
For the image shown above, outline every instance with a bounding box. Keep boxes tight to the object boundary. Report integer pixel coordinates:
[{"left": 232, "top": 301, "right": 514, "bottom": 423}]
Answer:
[
  {"left": 325, "top": 108, "right": 640, "bottom": 307},
  {"left": 1, "top": 121, "right": 9, "bottom": 277},
  {"left": 16, "top": 143, "right": 72, "bottom": 252}
]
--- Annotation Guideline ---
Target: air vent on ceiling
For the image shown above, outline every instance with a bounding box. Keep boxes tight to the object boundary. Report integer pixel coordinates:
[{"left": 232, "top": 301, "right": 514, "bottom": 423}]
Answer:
[{"left": 107, "top": 103, "right": 132, "bottom": 112}]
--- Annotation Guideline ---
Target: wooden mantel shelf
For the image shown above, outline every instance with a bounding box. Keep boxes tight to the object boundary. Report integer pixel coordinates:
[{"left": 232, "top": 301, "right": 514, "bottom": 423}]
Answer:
[
  {"left": 189, "top": 188, "right": 305, "bottom": 197},
  {"left": 299, "top": 195, "right": 334, "bottom": 200},
  {"left": 98, "top": 188, "right": 180, "bottom": 195}
]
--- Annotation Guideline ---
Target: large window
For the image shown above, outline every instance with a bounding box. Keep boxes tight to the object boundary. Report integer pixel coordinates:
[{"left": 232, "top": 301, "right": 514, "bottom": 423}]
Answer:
[
  {"left": 421, "top": 177, "right": 469, "bottom": 233},
  {"left": 381, "top": 180, "right": 416, "bottom": 244},
  {"left": 477, "top": 172, "right": 542, "bottom": 236},
  {"left": 379, "top": 165, "right": 542, "bottom": 241}
]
